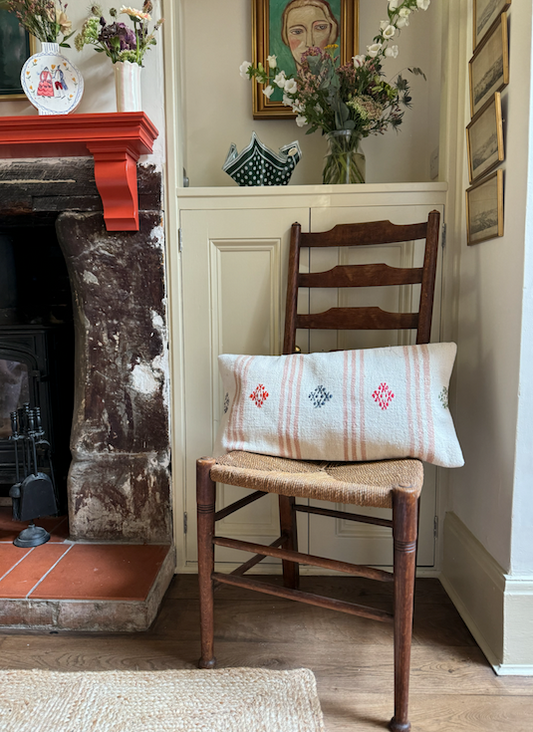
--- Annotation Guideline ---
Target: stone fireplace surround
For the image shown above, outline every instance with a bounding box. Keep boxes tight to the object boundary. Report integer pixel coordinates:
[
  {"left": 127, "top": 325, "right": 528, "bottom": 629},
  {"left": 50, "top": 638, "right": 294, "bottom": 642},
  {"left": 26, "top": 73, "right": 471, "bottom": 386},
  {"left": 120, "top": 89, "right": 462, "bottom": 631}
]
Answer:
[{"left": 0, "top": 158, "right": 172, "bottom": 545}]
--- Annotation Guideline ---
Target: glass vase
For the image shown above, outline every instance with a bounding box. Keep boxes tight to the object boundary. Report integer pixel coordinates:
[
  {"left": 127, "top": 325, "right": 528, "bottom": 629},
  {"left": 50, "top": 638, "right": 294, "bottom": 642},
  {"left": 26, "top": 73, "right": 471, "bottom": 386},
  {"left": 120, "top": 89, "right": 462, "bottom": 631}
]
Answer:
[{"left": 322, "top": 130, "right": 366, "bottom": 185}]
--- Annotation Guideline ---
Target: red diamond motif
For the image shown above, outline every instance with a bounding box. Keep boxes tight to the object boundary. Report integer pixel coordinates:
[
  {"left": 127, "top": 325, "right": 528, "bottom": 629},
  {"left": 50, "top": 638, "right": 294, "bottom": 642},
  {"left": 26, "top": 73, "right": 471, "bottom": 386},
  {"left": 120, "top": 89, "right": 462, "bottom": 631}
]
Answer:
[
  {"left": 372, "top": 382, "right": 394, "bottom": 410},
  {"left": 250, "top": 384, "right": 269, "bottom": 408}
]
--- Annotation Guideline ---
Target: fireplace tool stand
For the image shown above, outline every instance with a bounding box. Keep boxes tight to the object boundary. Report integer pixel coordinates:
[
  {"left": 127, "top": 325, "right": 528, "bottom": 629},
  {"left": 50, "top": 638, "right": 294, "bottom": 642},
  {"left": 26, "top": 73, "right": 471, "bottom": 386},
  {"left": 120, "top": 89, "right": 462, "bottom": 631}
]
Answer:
[{"left": 8, "top": 404, "right": 58, "bottom": 547}]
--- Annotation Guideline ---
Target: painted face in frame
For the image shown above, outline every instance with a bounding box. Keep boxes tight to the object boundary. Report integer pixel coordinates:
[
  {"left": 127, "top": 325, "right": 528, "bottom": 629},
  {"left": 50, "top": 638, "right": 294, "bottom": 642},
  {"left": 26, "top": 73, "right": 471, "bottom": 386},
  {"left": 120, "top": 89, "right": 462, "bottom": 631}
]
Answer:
[{"left": 286, "top": 5, "right": 334, "bottom": 65}]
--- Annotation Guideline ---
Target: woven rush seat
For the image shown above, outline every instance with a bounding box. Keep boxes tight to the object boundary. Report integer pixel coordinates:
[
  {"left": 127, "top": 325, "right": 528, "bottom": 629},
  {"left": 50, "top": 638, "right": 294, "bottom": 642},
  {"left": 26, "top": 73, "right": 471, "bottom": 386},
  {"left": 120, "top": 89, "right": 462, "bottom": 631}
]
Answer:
[{"left": 211, "top": 451, "right": 424, "bottom": 508}]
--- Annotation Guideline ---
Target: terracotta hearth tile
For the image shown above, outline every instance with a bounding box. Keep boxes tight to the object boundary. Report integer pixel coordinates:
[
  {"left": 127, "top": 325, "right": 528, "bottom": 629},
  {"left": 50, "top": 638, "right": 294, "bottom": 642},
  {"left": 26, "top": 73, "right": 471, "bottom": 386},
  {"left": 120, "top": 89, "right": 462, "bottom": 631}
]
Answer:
[
  {"left": 0, "top": 544, "right": 71, "bottom": 599},
  {"left": 31, "top": 544, "right": 170, "bottom": 601},
  {"left": 0, "top": 544, "right": 31, "bottom": 578}
]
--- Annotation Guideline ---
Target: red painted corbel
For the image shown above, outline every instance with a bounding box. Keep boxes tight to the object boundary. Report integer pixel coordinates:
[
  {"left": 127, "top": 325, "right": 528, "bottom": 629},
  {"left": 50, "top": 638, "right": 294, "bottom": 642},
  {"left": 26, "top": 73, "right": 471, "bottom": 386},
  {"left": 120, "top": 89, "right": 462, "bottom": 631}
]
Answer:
[{"left": 0, "top": 112, "right": 159, "bottom": 231}]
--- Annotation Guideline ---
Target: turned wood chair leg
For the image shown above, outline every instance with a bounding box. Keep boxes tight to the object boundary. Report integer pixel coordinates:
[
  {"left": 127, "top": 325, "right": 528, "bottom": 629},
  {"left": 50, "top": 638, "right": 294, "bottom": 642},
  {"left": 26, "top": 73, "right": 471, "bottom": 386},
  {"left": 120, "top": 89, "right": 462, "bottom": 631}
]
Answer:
[
  {"left": 389, "top": 488, "right": 418, "bottom": 732},
  {"left": 197, "top": 457, "right": 217, "bottom": 669},
  {"left": 279, "top": 494, "right": 300, "bottom": 589}
]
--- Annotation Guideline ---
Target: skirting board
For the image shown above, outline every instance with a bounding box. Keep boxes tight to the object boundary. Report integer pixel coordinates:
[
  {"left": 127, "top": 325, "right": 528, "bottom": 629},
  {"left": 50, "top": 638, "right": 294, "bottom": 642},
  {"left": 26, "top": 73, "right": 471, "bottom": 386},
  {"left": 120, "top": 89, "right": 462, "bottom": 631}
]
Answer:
[{"left": 441, "top": 512, "right": 533, "bottom": 675}]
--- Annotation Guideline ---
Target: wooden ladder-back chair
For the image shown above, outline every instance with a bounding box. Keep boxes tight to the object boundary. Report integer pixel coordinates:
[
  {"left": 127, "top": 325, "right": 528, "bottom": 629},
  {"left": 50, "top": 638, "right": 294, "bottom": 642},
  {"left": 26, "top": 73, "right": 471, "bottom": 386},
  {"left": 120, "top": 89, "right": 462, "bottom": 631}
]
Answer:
[{"left": 197, "top": 210, "right": 441, "bottom": 732}]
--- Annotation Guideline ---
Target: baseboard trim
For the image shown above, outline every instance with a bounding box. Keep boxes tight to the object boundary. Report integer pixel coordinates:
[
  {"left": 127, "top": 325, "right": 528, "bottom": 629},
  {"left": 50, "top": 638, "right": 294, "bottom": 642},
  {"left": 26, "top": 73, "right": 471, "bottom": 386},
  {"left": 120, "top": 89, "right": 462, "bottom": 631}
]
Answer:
[{"left": 442, "top": 512, "right": 533, "bottom": 675}]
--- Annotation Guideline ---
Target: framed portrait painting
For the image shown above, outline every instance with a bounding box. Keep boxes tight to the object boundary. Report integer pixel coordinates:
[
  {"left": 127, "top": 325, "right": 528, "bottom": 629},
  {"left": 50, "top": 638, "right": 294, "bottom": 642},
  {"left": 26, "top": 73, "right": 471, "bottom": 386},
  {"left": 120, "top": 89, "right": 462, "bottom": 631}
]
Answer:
[
  {"left": 473, "top": 0, "right": 511, "bottom": 50},
  {"left": 0, "top": 9, "right": 36, "bottom": 100},
  {"left": 469, "top": 12, "right": 509, "bottom": 117},
  {"left": 466, "top": 92, "right": 504, "bottom": 183},
  {"left": 252, "top": 0, "right": 359, "bottom": 119},
  {"left": 466, "top": 169, "right": 504, "bottom": 245}
]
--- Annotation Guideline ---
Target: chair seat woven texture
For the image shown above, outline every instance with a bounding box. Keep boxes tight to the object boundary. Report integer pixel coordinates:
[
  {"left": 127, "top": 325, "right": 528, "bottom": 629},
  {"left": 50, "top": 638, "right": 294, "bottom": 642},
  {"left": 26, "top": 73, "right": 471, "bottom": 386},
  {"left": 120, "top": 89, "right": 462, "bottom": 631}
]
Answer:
[{"left": 211, "top": 451, "right": 423, "bottom": 508}]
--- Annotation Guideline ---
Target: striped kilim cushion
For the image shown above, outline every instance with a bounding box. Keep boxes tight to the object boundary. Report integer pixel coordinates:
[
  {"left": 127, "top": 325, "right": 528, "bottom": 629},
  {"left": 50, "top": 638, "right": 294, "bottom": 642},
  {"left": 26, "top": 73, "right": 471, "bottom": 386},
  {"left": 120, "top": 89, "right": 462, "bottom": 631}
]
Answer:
[{"left": 214, "top": 343, "right": 463, "bottom": 469}]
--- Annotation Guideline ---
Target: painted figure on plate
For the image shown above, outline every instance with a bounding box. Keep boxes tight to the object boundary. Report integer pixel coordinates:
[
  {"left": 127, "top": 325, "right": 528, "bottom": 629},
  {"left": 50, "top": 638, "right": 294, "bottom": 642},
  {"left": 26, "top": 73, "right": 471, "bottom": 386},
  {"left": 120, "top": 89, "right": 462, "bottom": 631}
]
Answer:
[{"left": 37, "top": 66, "right": 53, "bottom": 97}]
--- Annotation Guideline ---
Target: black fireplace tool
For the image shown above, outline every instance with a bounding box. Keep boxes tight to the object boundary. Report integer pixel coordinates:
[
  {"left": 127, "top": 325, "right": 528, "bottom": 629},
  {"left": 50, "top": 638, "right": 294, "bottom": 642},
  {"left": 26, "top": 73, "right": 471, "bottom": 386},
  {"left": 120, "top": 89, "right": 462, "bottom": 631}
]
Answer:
[{"left": 8, "top": 404, "right": 58, "bottom": 547}]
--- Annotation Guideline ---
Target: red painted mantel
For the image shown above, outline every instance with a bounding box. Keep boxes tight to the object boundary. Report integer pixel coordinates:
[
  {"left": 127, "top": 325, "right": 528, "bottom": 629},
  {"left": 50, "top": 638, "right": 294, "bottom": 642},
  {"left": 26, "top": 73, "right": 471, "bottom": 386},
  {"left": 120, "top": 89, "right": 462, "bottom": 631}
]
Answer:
[{"left": 0, "top": 112, "right": 159, "bottom": 231}]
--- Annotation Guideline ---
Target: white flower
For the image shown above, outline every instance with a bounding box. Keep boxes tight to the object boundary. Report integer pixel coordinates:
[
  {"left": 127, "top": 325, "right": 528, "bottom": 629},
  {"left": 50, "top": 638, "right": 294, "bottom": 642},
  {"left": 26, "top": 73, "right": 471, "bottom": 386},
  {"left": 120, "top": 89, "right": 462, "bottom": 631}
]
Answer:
[
  {"left": 284, "top": 78, "right": 298, "bottom": 95},
  {"left": 120, "top": 6, "right": 151, "bottom": 21},
  {"left": 417, "top": 0, "right": 430, "bottom": 8},
  {"left": 274, "top": 71, "right": 287, "bottom": 89},
  {"left": 240, "top": 61, "right": 251, "bottom": 79},
  {"left": 396, "top": 16, "right": 409, "bottom": 27},
  {"left": 367, "top": 43, "right": 382, "bottom": 57},
  {"left": 295, "top": 115, "right": 307, "bottom": 127},
  {"left": 385, "top": 45, "right": 399, "bottom": 58},
  {"left": 382, "top": 24, "right": 395, "bottom": 39},
  {"left": 262, "top": 85, "right": 274, "bottom": 99},
  {"left": 267, "top": 54, "right": 277, "bottom": 68},
  {"left": 352, "top": 54, "right": 366, "bottom": 67},
  {"left": 399, "top": 7, "right": 411, "bottom": 17},
  {"left": 388, "top": 0, "right": 402, "bottom": 9}
]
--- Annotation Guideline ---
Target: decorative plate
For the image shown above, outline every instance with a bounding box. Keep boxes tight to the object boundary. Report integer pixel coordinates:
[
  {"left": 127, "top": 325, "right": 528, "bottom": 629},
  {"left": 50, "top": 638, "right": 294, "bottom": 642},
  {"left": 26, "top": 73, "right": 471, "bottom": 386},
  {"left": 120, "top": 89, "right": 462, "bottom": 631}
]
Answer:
[
  {"left": 223, "top": 132, "right": 302, "bottom": 186},
  {"left": 21, "top": 44, "right": 84, "bottom": 116}
]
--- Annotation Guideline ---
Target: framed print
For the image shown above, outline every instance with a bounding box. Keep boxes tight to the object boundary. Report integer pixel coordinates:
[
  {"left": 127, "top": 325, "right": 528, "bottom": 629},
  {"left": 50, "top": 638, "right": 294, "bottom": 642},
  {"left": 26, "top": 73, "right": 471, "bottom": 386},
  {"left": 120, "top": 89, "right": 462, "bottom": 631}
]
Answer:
[
  {"left": 252, "top": 0, "right": 359, "bottom": 119},
  {"left": 473, "top": 0, "right": 511, "bottom": 50},
  {"left": 466, "top": 169, "right": 504, "bottom": 245},
  {"left": 469, "top": 12, "right": 508, "bottom": 117},
  {"left": 466, "top": 92, "right": 504, "bottom": 183},
  {"left": 0, "top": 9, "right": 36, "bottom": 100}
]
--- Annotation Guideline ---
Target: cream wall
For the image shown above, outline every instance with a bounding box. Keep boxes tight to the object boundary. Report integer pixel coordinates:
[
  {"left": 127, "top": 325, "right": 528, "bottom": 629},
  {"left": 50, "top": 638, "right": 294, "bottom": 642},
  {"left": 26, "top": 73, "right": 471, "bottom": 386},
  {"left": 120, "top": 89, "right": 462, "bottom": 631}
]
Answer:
[
  {"left": 449, "top": 2, "right": 532, "bottom": 575},
  {"left": 181, "top": 0, "right": 441, "bottom": 187},
  {"left": 0, "top": 1, "right": 167, "bottom": 164}
]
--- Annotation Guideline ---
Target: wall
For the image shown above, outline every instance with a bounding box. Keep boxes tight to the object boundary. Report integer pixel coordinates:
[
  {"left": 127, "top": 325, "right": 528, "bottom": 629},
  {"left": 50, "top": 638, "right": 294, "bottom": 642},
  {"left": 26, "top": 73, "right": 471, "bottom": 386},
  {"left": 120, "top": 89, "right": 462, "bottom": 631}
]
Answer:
[
  {"left": 181, "top": 0, "right": 441, "bottom": 187},
  {"left": 441, "top": 0, "right": 533, "bottom": 672},
  {"left": 0, "top": 1, "right": 167, "bottom": 164}
]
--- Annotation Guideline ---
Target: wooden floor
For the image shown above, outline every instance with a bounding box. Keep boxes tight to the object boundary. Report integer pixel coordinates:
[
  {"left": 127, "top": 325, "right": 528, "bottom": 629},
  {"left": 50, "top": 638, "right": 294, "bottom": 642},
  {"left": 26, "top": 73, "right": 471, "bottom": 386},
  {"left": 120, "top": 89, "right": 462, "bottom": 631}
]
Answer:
[{"left": 0, "top": 575, "right": 532, "bottom": 731}]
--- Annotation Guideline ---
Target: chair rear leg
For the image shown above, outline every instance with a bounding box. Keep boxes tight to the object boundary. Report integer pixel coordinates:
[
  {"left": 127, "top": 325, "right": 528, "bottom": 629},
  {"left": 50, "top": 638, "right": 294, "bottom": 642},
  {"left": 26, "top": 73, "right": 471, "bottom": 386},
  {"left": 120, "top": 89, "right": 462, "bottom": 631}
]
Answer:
[
  {"left": 197, "top": 457, "right": 217, "bottom": 669},
  {"left": 279, "top": 495, "right": 299, "bottom": 589},
  {"left": 389, "top": 488, "right": 418, "bottom": 732}
]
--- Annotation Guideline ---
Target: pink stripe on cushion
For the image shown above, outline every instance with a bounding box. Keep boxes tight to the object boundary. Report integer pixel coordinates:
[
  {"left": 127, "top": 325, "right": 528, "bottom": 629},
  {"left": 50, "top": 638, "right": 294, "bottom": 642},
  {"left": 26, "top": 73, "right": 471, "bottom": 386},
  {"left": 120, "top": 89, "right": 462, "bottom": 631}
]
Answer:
[
  {"left": 277, "top": 355, "right": 294, "bottom": 457},
  {"left": 343, "top": 350, "right": 351, "bottom": 461},
  {"left": 412, "top": 347, "right": 424, "bottom": 459},
  {"left": 421, "top": 344, "right": 436, "bottom": 464},
  {"left": 404, "top": 345, "right": 416, "bottom": 458},
  {"left": 290, "top": 355, "right": 305, "bottom": 460},
  {"left": 358, "top": 349, "right": 367, "bottom": 461},
  {"left": 284, "top": 355, "right": 299, "bottom": 457}
]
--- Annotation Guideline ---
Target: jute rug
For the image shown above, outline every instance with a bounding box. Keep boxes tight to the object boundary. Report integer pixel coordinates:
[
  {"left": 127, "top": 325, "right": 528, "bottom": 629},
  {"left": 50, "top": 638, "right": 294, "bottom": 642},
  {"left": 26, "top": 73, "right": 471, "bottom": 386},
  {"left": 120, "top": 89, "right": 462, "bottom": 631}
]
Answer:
[{"left": 0, "top": 667, "right": 325, "bottom": 731}]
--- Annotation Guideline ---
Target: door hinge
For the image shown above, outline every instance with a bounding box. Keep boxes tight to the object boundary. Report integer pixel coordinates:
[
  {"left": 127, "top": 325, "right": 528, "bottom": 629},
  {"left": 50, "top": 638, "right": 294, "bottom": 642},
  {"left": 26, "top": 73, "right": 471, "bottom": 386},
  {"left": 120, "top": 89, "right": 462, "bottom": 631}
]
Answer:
[
  {"left": 433, "top": 515, "right": 439, "bottom": 539},
  {"left": 441, "top": 223, "right": 447, "bottom": 248},
  {"left": 178, "top": 228, "right": 183, "bottom": 253},
  {"left": 183, "top": 512, "right": 188, "bottom": 534}
]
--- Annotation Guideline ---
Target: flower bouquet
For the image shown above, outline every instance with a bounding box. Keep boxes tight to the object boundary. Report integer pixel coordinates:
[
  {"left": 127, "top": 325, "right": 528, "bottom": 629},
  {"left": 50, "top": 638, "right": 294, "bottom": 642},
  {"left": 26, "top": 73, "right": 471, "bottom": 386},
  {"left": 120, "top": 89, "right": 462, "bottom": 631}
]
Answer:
[
  {"left": 74, "top": 2, "right": 163, "bottom": 66},
  {"left": 241, "top": 0, "right": 430, "bottom": 184},
  {"left": 4, "top": 0, "right": 74, "bottom": 46}
]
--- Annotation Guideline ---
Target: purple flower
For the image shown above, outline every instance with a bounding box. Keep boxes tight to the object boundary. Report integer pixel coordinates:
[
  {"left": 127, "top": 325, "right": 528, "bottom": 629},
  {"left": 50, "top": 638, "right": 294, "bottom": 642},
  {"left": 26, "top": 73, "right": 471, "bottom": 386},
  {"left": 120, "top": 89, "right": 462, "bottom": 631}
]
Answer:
[{"left": 98, "top": 21, "right": 137, "bottom": 52}]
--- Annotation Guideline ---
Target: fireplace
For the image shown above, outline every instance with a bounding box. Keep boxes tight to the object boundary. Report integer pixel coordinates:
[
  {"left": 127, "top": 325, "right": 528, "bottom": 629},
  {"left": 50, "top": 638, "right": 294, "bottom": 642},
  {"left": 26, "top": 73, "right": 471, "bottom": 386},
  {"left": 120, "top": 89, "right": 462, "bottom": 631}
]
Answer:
[{"left": 0, "top": 158, "right": 172, "bottom": 544}]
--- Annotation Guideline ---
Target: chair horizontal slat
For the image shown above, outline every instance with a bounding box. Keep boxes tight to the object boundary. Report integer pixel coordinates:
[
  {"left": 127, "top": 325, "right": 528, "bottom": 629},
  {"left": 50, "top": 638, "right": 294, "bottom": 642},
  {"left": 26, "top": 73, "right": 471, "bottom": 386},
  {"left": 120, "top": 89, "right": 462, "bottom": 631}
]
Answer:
[
  {"left": 300, "top": 220, "right": 428, "bottom": 248},
  {"left": 299, "top": 264, "right": 424, "bottom": 288},
  {"left": 296, "top": 307, "right": 418, "bottom": 330},
  {"left": 212, "top": 572, "right": 394, "bottom": 623},
  {"left": 213, "top": 536, "right": 394, "bottom": 582},
  {"left": 294, "top": 504, "right": 393, "bottom": 528}
]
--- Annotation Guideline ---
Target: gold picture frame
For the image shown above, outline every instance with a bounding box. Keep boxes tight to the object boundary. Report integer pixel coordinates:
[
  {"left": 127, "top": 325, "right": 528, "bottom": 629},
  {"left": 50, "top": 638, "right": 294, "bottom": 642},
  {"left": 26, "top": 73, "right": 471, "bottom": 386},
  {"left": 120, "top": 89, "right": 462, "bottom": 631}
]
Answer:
[
  {"left": 469, "top": 12, "right": 509, "bottom": 118},
  {"left": 473, "top": 0, "right": 511, "bottom": 50},
  {"left": 252, "top": 0, "right": 359, "bottom": 119},
  {"left": 0, "top": 10, "right": 37, "bottom": 100},
  {"left": 466, "top": 169, "right": 504, "bottom": 246},
  {"left": 466, "top": 92, "right": 504, "bottom": 183}
]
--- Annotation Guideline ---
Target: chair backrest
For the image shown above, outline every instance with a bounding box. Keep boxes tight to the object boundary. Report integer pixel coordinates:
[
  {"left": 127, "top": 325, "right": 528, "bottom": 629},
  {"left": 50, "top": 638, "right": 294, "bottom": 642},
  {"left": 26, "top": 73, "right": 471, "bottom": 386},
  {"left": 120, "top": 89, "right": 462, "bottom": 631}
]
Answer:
[{"left": 283, "top": 211, "right": 441, "bottom": 355}]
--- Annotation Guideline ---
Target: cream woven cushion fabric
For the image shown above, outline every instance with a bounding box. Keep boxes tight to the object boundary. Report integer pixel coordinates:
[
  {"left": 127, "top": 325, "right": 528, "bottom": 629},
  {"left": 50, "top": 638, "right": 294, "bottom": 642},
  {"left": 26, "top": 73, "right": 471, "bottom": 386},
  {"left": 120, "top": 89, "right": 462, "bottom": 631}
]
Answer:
[{"left": 214, "top": 343, "right": 463, "bottom": 469}]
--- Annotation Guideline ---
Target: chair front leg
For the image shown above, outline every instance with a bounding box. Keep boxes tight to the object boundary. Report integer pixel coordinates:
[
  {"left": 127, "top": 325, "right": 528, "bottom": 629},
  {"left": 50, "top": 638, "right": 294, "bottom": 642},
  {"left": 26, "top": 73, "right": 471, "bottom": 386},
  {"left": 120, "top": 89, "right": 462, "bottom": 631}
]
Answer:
[
  {"left": 389, "top": 488, "right": 418, "bottom": 732},
  {"left": 279, "top": 494, "right": 299, "bottom": 589},
  {"left": 197, "top": 457, "right": 217, "bottom": 669}
]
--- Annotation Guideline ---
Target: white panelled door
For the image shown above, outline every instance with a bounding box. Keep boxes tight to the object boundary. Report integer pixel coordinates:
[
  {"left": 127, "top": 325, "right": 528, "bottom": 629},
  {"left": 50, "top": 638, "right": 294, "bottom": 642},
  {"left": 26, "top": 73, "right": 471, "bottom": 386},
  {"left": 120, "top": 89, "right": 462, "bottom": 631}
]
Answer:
[
  {"left": 178, "top": 190, "right": 445, "bottom": 572},
  {"left": 180, "top": 206, "right": 310, "bottom": 569}
]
